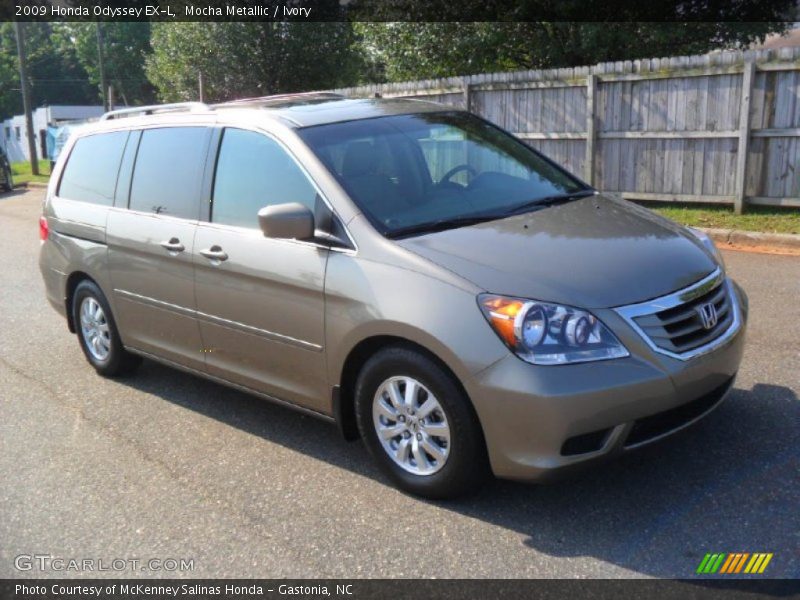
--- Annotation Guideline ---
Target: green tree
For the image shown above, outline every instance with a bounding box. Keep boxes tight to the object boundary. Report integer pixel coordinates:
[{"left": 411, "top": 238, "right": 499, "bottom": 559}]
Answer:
[
  {"left": 356, "top": 22, "right": 791, "bottom": 82},
  {"left": 0, "top": 25, "right": 18, "bottom": 121},
  {"left": 146, "top": 22, "right": 364, "bottom": 103},
  {"left": 0, "top": 22, "right": 95, "bottom": 121},
  {"left": 52, "top": 23, "right": 155, "bottom": 107}
]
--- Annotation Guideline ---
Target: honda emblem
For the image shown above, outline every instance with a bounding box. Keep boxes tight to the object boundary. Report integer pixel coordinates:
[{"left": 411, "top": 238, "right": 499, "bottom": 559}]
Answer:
[{"left": 697, "top": 302, "right": 718, "bottom": 330}]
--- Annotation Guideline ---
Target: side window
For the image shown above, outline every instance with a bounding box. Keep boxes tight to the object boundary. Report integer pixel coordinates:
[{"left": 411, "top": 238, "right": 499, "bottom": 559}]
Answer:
[
  {"left": 212, "top": 128, "right": 317, "bottom": 229},
  {"left": 58, "top": 131, "right": 129, "bottom": 205},
  {"left": 129, "top": 127, "right": 209, "bottom": 219}
]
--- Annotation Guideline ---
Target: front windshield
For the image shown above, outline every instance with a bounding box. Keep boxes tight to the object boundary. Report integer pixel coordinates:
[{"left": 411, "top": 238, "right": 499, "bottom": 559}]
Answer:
[{"left": 298, "top": 112, "right": 589, "bottom": 237}]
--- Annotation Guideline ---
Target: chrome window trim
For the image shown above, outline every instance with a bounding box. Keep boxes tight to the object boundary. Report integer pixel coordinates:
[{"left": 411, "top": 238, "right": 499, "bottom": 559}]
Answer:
[
  {"left": 209, "top": 124, "right": 359, "bottom": 254},
  {"left": 614, "top": 268, "right": 742, "bottom": 361},
  {"left": 107, "top": 205, "right": 202, "bottom": 225}
]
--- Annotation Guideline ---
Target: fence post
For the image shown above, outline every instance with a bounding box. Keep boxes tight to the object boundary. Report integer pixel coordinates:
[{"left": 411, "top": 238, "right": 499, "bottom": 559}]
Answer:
[
  {"left": 734, "top": 61, "right": 755, "bottom": 214},
  {"left": 584, "top": 73, "right": 597, "bottom": 185},
  {"left": 462, "top": 78, "right": 471, "bottom": 113}
]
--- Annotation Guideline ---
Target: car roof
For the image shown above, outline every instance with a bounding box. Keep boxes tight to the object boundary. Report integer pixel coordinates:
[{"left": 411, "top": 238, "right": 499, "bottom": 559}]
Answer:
[
  {"left": 86, "top": 94, "right": 455, "bottom": 133},
  {"left": 234, "top": 96, "right": 453, "bottom": 128}
]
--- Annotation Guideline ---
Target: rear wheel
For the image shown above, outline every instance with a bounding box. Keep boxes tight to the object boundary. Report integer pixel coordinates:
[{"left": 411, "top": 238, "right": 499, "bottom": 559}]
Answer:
[
  {"left": 1, "top": 166, "right": 11, "bottom": 191},
  {"left": 355, "top": 346, "right": 489, "bottom": 499},
  {"left": 72, "top": 280, "right": 141, "bottom": 376}
]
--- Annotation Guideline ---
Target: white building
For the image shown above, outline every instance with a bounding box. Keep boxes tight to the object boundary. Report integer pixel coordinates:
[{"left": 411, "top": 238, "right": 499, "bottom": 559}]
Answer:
[{"left": 1, "top": 105, "right": 104, "bottom": 162}]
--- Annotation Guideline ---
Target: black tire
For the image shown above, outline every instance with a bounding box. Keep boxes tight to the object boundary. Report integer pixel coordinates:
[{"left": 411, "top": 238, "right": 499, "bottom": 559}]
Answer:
[
  {"left": 355, "top": 346, "right": 490, "bottom": 499},
  {"left": 72, "top": 280, "right": 141, "bottom": 377},
  {"left": 0, "top": 166, "right": 10, "bottom": 191}
]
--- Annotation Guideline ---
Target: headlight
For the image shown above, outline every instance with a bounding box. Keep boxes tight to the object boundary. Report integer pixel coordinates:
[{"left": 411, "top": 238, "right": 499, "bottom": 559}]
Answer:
[
  {"left": 478, "top": 294, "right": 629, "bottom": 365},
  {"left": 688, "top": 227, "right": 725, "bottom": 268}
]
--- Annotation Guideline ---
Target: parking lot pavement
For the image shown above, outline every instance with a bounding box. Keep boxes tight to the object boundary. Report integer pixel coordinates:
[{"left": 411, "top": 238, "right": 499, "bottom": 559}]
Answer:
[{"left": 1, "top": 188, "right": 798, "bottom": 579}]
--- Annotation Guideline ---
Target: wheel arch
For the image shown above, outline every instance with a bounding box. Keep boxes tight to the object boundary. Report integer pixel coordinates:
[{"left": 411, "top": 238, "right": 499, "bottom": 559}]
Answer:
[
  {"left": 64, "top": 271, "right": 98, "bottom": 333},
  {"left": 334, "top": 334, "right": 480, "bottom": 443}
]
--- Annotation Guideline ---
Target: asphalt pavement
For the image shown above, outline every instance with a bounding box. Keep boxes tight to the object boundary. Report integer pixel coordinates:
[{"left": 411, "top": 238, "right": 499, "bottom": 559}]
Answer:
[{"left": 1, "top": 188, "right": 798, "bottom": 579}]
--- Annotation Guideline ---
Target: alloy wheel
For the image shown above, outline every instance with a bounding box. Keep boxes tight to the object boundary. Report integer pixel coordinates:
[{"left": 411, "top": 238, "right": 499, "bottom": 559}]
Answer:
[
  {"left": 372, "top": 376, "right": 451, "bottom": 475},
  {"left": 79, "top": 297, "right": 111, "bottom": 361}
]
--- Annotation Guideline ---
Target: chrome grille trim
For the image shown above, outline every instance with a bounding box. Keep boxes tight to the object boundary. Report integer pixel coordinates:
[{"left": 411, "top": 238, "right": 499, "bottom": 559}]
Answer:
[{"left": 614, "top": 268, "right": 742, "bottom": 361}]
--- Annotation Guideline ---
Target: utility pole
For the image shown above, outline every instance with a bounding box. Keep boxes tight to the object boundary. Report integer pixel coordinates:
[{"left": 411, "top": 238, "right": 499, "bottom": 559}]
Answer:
[
  {"left": 96, "top": 23, "right": 108, "bottom": 111},
  {"left": 14, "top": 22, "right": 39, "bottom": 176},
  {"left": 198, "top": 72, "right": 204, "bottom": 102}
]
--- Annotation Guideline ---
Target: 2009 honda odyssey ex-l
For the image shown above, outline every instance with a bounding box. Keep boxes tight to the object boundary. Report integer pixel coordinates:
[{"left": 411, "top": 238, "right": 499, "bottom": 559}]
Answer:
[{"left": 39, "top": 94, "right": 747, "bottom": 498}]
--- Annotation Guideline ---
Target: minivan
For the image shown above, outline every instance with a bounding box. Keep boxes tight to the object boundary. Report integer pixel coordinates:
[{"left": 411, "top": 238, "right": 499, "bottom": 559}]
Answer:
[{"left": 39, "top": 94, "right": 747, "bottom": 498}]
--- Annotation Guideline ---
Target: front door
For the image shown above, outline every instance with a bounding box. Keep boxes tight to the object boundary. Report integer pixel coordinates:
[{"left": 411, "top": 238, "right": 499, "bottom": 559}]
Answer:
[
  {"left": 193, "top": 127, "right": 329, "bottom": 412},
  {"left": 107, "top": 125, "right": 212, "bottom": 370}
]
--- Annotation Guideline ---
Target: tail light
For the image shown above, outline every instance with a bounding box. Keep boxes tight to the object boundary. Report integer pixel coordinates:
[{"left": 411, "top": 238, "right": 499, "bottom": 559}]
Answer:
[{"left": 39, "top": 215, "right": 49, "bottom": 241}]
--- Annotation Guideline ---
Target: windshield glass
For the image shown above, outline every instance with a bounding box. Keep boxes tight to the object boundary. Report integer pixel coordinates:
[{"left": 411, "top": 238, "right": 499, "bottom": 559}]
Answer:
[{"left": 298, "top": 112, "right": 588, "bottom": 237}]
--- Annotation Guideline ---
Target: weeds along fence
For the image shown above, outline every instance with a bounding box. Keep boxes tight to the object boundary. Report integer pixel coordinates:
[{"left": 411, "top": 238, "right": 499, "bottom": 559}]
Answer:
[{"left": 331, "top": 47, "right": 800, "bottom": 213}]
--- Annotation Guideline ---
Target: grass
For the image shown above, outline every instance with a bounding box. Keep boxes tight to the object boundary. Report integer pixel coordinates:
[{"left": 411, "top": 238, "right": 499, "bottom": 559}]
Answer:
[
  {"left": 638, "top": 202, "right": 800, "bottom": 235},
  {"left": 10, "top": 160, "right": 51, "bottom": 185}
]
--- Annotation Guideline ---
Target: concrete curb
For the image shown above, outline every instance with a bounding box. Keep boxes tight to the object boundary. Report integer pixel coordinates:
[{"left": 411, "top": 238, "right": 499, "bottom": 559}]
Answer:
[{"left": 700, "top": 227, "right": 800, "bottom": 252}]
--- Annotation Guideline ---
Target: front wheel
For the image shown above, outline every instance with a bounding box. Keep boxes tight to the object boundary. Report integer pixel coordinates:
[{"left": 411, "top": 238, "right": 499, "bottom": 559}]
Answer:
[
  {"left": 355, "top": 346, "right": 489, "bottom": 499},
  {"left": 72, "top": 280, "right": 141, "bottom": 377}
]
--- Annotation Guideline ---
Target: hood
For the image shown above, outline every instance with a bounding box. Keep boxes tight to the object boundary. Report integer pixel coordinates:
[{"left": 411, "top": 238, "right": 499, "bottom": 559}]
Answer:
[{"left": 396, "top": 194, "right": 718, "bottom": 309}]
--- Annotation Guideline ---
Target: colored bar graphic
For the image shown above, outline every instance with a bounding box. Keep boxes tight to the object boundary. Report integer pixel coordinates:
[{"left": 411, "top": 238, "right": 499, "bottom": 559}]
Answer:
[
  {"left": 734, "top": 553, "right": 749, "bottom": 573},
  {"left": 697, "top": 554, "right": 713, "bottom": 574},
  {"left": 752, "top": 554, "right": 766, "bottom": 573},
  {"left": 701, "top": 552, "right": 774, "bottom": 575},
  {"left": 701, "top": 553, "right": 719, "bottom": 573},
  {"left": 745, "top": 554, "right": 760, "bottom": 573},
  {"left": 720, "top": 554, "right": 736, "bottom": 574},
  {"left": 710, "top": 554, "right": 725, "bottom": 573},
  {"left": 758, "top": 554, "right": 773, "bottom": 573}
]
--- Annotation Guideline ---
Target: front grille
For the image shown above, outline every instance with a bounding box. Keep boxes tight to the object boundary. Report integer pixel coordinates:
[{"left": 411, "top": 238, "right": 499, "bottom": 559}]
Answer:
[
  {"left": 624, "top": 376, "right": 734, "bottom": 447},
  {"left": 633, "top": 281, "right": 732, "bottom": 354}
]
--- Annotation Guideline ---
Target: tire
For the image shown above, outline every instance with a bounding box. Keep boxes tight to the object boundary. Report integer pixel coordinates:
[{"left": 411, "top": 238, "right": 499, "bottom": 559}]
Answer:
[
  {"left": 72, "top": 280, "right": 141, "bottom": 377},
  {"left": 0, "top": 166, "right": 10, "bottom": 192},
  {"left": 355, "top": 346, "right": 490, "bottom": 499}
]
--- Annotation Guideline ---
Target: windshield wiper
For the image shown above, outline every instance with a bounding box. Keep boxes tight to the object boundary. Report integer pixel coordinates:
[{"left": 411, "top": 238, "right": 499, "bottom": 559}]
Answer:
[
  {"left": 387, "top": 214, "right": 503, "bottom": 239},
  {"left": 386, "top": 189, "right": 596, "bottom": 238},
  {"left": 504, "top": 189, "right": 595, "bottom": 216}
]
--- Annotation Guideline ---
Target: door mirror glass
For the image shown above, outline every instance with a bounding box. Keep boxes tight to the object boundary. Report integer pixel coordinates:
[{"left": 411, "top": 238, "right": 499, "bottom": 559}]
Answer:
[{"left": 258, "top": 202, "right": 315, "bottom": 240}]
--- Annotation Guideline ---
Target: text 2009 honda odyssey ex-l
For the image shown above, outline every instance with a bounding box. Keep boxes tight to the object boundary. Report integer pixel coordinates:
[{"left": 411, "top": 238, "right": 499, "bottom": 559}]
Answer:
[{"left": 39, "top": 94, "right": 747, "bottom": 498}]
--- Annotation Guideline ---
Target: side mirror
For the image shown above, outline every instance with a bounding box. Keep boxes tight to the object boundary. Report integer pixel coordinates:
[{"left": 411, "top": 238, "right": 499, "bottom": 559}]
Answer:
[{"left": 258, "top": 202, "right": 314, "bottom": 240}]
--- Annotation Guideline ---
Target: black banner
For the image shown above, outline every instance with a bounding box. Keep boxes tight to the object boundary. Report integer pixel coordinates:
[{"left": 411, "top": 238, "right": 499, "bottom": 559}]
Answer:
[
  {"left": 0, "top": 0, "right": 797, "bottom": 22},
  {"left": 2, "top": 579, "right": 800, "bottom": 600}
]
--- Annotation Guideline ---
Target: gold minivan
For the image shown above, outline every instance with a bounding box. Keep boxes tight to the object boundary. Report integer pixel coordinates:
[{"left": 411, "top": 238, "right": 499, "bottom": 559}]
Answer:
[{"left": 40, "top": 94, "right": 747, "bottom": 498}]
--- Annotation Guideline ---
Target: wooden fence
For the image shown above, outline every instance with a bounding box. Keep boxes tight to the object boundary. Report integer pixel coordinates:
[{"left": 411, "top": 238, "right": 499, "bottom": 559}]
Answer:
[{"left": 331, "top": 47, "right": 800, "bottom": 213}]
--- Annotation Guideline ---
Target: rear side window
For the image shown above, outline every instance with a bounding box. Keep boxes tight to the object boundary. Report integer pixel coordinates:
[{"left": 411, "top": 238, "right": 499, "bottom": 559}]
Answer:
[
  {"left": 212, "top": 128, "right": 317, "bottom": 229},
  {"left": 129, "top": 127, "right": 209, "bottom": 219},
  {"left": 58, "top": 131, "right": 129, "bottom": 205}
]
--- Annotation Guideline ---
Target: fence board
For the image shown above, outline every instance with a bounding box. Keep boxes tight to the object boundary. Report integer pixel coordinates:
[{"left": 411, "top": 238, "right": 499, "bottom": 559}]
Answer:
[{"left": 331, "top": 47, "right": 800, "bottom": 210}]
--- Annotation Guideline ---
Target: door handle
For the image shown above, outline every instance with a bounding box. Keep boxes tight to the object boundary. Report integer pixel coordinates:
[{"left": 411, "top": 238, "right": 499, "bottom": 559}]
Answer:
[
  {"left": 199, "top": 246, "right": 228, "bottom": 262},
  {"left": 160, "top": 238, "right": 185, "bottom": 253}
]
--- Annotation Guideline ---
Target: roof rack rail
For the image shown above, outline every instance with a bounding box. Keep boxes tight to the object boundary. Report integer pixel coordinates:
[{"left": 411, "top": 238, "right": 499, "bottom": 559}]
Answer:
[
  {"left": 100, "top": 102, "right": 210, "bottom": 121},
  {"left": 213, "top": 92, "right": 344, "bottom": 107}
]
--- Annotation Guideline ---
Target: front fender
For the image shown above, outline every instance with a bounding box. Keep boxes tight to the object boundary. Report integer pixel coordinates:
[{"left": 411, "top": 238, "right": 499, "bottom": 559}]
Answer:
[{"left": 324, "top": 253, "right": 509, "bottom": 390}]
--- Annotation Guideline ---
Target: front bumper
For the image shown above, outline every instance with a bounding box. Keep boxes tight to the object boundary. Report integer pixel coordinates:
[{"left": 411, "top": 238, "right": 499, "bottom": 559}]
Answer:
[{"left": 465, "top": 277, "right": 748, "bottom": 482}]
